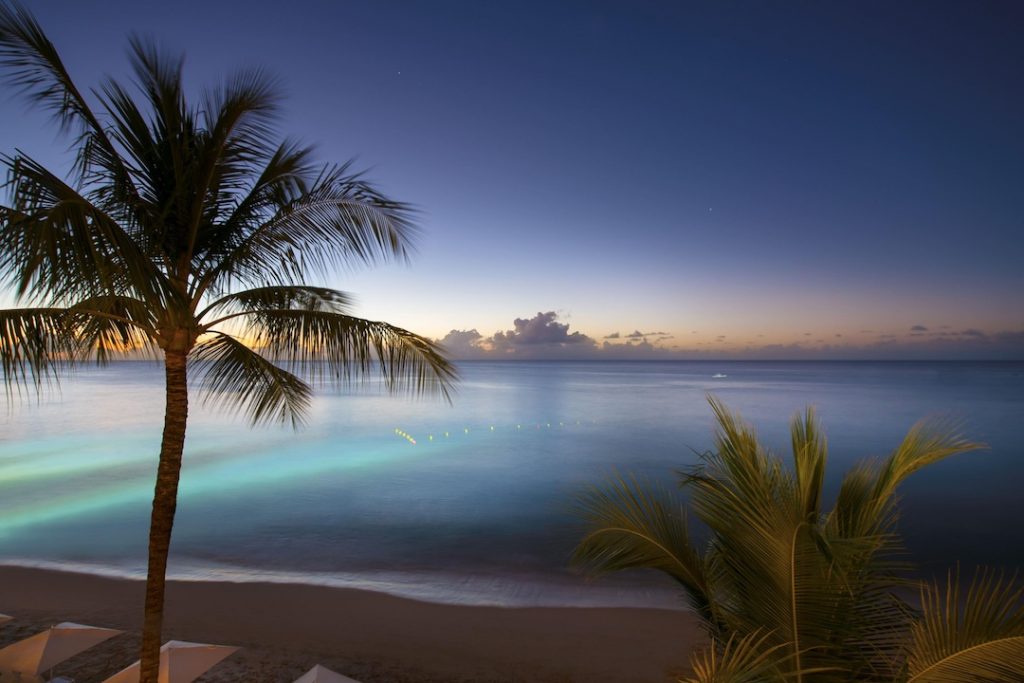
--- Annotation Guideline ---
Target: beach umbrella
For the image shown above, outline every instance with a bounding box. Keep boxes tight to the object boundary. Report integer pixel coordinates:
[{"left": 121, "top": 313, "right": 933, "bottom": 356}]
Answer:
[
  {"left": 293, "top": 665, "right": 362, "bottom": 683},
  {"left": 0, "top": 621, "right": 122, "bottom": 678},
  {"left": 102, "top": 640, "right": 238, "bottom": 683},
  {"left": 0, "top": 614, "right": 12, "bottom": 626}
]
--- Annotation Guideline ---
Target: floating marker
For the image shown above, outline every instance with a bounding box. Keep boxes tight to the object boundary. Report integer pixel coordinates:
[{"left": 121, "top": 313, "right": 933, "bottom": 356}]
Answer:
[
  {"left": 394, "top": 418, "right": 589, "bottom": 444},
  {"left": 394, "top": 427, "right": 417, "bottom": 445}
]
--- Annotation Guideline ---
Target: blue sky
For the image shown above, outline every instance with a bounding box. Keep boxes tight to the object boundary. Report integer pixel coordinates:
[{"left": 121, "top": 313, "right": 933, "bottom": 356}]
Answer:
[{"left": 1, "top": 1, "right": 1021, "bottom": 359}]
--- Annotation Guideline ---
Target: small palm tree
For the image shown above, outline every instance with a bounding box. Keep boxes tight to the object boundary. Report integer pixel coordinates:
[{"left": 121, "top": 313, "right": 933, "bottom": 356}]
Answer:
[
  {"left": 0, "top": 4, "right": 455, "bottom": 682},
  {"left": 573, "top": 397, "right": 1024, "bottom": 682}
]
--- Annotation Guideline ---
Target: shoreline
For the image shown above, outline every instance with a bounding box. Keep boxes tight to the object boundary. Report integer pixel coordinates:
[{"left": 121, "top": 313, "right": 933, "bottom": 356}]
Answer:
[
  {"left": 0, "top": 559, "right": 686, "bottom": 610},
  {"left": 0, "top": 566, "right": 700, "bottom": 682}
]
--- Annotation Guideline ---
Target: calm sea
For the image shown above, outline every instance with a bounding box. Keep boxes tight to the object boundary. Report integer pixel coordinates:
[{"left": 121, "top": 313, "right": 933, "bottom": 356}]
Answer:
[{"left": 1, "top": 361, "right": 1022, "bottom": 607}]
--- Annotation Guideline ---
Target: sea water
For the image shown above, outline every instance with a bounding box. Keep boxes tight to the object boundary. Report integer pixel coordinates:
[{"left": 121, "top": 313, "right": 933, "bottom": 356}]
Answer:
[{"left": 1, "top": 361, "right": 1021, "bottom": 607}]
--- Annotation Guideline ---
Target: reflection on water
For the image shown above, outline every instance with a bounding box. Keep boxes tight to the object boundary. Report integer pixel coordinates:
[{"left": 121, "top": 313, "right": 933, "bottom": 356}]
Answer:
[{"left": 1, "top": 361, "right": 1022, "bottom": 606}]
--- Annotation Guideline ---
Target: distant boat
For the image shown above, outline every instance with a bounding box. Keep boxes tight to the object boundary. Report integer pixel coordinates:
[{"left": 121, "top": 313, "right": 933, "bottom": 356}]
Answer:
[{"left": 712, "top": 373, "right": 728, "bottom": 378}]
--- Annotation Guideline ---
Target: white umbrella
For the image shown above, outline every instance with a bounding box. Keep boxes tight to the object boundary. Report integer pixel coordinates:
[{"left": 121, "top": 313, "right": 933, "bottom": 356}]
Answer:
[
  {"left": 0, "top": 614, "right": 12, "bottom": 626},
  {"left": 102, "top": 640, "right": 238, "bottom": 683},
  {"left": 293, "top": 665, "right": 362, "bottom": 683},
  {"left": 0, "top": 621, "right": 122, "bottom": 678}
]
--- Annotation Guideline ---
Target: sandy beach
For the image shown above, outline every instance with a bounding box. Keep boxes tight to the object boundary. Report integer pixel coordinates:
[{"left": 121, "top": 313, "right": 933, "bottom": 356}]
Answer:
[{"left": 0, "top": 566, "right": 700, "bottom": 682}]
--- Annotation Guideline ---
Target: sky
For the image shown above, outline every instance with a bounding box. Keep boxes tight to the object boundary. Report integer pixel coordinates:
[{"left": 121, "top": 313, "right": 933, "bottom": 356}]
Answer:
[{"left": 0, "top": 0, "right": 1021, "bottom": 359}]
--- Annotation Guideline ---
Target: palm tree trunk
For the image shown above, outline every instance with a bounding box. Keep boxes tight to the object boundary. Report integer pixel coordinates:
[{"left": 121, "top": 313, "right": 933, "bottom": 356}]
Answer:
[{"left": 140, "top": 349, "right": 189, "bottom": 683}]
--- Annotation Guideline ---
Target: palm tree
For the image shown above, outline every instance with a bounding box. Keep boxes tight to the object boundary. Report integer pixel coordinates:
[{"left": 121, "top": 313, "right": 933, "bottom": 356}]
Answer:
[
  {"left": 573, "top": 397, "right": 1024, "bottom": 682},
  {"left": 0, "top": 4, "right": 456, "bottom": 682}
]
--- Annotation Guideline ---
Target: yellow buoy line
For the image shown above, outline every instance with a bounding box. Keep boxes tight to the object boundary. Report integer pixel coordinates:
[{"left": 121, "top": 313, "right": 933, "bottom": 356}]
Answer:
[
  {"left": 393, "top": 420, "right": 595, "bottom": 446},
  {"left": 393, "top": 428, "right": 417, "bottom": 445}
]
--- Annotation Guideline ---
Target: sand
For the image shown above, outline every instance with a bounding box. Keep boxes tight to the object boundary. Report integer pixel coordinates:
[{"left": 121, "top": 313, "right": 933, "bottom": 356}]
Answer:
[{"left": 0, "top": 567, "right": 701, "bottom": 682}]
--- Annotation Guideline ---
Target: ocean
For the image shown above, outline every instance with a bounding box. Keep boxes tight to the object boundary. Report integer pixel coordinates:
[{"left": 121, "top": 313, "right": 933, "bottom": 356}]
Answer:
[{"left": 1, "top": 361, "right": 1021, "bottom": 607}]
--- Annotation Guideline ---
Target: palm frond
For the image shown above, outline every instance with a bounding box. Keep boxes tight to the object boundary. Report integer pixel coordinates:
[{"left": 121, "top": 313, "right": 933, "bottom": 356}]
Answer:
[
  {"left": 791, "top": 407, "right": 827, "bottom": 520},
  {"left": 0, "top": 2, "right": 96, "bottom": 132},
  {"left": 904, "top": 567, "right": 1024, "bottom": 683},
  {"left": 873, "top": 420, "right": 984, "bottom": 500},
  {"left": 830, "top": 422, "right": 984, "bottom": 541},
  {"left": 0, "top": 306, "right": 151, "bottom": 395},
  {"left": 1, "top": 154, "right": 169, "bottom": 306},
  {"left": 172, "top": 67, "right": 283, "bottom": 261},
  {"left": 0, "top": 307, "right": 76, "bottom": 393},
  {"left": 199, "top": 66, "right": 281, "bottom": 186},
  {"left": 68, "top": 295, "right": 158, "bottom": 362},
  {"left": 191, "top": 332, "right": 311, "bottom": 427},
  {"left": 218, "top": 308, "right": 455, "bottom": 400},
  {"left": 700, "top": 511, "right": 855, "bottom": 678},
  {"left": 0, "top": 2, "right": 139, "bottom": 197},
  {"left": 94, "top": 76, "right": 159, "bottom": 207},
  {"left": 199, "top": 285, "right": 353, "bottom": 321},
  {"left": 699, "top": 396, "right": 785, "bottom": 521},
  {"left": 682, "top": 631, "right": 808, "bottom": 683},
  {"left": 222, "top": 139, "right": 314, "bottom": 223},
  {"left": 190, "top": 140, "right": 315, "bottom": 294},
  {"left": 682, "top": 402, "right": 802, "bottom": 643},
  {"left": 571, "top": 473, "right": 715, "bottom": 624},
  {"left": 126, "top": 35, "right": 187, "bottom": 145},
  {"left": 198, "top": 163, "right": 418, "bottom": 294}
]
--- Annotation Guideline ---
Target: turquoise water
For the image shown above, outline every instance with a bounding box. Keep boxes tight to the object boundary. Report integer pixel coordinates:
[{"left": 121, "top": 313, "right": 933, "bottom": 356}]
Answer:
[{"left": 1, "top": 361, "right": 1022, "bottom": 606}]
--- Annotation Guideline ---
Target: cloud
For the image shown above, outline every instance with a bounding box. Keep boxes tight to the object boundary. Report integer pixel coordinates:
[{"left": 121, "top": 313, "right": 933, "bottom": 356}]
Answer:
[
  {"left": 911, "top": 325, "right": 928, "bottom": 332},
  {"left": 437, "top": 329, "right": 488, "bottom": 358},
  {"left": 603, "top": 332, "right": 621, "bottom": 339},
  {"left": 961, "top": 328, "right": 986, "bottom": 338},
  {"left": 489, "top": 311, "right": 597, "bottom": 357},
  {"left": 623, "top": 330, "right": 669, "bottom": 339}
]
